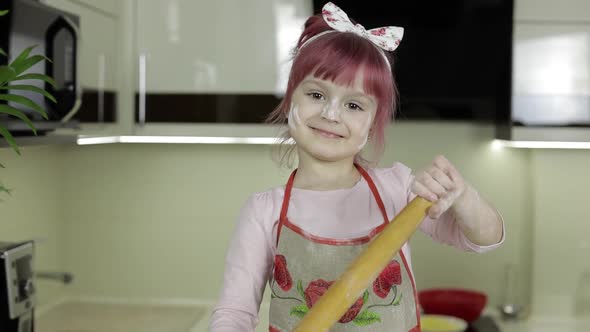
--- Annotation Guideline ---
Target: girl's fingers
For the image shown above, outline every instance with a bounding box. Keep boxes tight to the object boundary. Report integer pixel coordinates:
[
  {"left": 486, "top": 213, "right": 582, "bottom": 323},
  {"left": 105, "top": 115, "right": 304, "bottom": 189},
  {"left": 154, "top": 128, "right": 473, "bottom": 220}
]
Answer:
[
  {"left": 433, "top": 155, "right": 463, "bottom": 184},
  {"left": 429, "top": 193, "right": 454, "bottom": 219},
  {"left": 411, "top": 179, "right": 438, "bottom": 202},
  {"left": 426, "top": 166, "right": 455, "bottom": 192}
]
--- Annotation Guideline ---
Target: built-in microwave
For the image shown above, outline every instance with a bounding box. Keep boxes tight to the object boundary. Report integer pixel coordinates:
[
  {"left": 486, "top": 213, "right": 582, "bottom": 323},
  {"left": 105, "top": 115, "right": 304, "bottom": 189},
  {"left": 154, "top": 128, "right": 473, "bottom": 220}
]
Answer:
[{"left": 0, "top": 0, "right": 81, "bottom": 135}]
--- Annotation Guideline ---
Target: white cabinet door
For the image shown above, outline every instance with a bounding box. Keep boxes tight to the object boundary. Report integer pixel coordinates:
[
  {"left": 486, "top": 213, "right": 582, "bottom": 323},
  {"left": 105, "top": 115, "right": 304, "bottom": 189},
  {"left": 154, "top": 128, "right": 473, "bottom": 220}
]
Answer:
[
  {"left": 133, "top": 0, "right": 311, "bottom": 128},
  {"left": 136, "top": 0, "right": 310, "bottom": 94},
  {"left": 515, "top": 0, "right": 590, "bottom": 22},
  {"left": 512, "top": 23, "right": 590, "bottom": 125}
]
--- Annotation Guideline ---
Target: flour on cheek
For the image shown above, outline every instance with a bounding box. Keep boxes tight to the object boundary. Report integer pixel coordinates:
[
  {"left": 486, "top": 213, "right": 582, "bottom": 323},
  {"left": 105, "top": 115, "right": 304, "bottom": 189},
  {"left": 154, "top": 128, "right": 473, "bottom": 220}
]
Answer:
[
  {"left": 358, "top": 114, "right": 373, "bottom": 150},
  {"left": 287, "top": 103, "right": 301, "bottom": 131}
]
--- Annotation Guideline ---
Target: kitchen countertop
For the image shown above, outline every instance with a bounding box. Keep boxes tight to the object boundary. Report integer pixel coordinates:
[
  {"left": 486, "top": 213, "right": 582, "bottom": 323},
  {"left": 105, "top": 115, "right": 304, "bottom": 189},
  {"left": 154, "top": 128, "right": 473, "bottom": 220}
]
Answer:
[
  {"left": 495, "top": 316, "right": 590, "bottom": 332},
  {"left": 190, "top": 303, "right": 590, "bottom": 332},
  {"left": 480, "top": 306, "right": 590, "bottom": 332},
  {"left": 466, "top": 316, "right": 501, "bottom": 332},
  {"left": 425, "top": 307, "right": 590, "bottom": 332}
]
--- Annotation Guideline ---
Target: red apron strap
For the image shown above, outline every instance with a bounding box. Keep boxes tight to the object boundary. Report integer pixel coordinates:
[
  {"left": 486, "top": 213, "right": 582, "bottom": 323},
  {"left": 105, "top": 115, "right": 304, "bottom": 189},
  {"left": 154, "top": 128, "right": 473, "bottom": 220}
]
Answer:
[
  {"left": 276, "top": 169, "right": 297, "bottom": 246},
  {"left": 355, "top": 164, "right": 389, "bottom": 226},
  {"left": 276, "top": 165, "right": 389, "bottom": 246}
]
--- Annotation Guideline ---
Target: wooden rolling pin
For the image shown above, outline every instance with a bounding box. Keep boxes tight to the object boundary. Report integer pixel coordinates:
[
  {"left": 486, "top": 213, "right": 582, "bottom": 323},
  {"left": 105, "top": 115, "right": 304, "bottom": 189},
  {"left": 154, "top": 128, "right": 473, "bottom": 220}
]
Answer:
[{"left": 293, "top": 197, "right": 432, "bottom": 331}]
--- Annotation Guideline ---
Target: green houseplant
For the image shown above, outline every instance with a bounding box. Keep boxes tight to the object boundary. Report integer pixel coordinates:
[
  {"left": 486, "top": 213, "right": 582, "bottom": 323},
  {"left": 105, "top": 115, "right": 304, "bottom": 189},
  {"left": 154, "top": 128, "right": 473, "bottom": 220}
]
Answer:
[{"left": 0, "top": 8, "right": 56, "bottom": 197}]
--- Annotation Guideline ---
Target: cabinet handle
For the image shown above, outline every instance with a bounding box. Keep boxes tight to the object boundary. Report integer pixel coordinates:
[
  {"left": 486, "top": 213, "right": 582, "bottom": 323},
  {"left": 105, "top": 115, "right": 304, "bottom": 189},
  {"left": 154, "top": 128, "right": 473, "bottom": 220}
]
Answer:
[
  {"left": 98, "top": 53, "right": 106, "bottom": 123},
  {"left": 138, "top": 53, "right": 147, "bottom": 125}
]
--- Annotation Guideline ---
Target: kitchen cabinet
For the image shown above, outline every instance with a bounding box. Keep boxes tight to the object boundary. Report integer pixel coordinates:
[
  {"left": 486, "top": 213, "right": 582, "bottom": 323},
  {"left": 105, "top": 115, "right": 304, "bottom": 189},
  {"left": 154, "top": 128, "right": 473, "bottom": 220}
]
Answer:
[
  {"left": 136, "top": 0, "right": 279, "bottom": 94},
  {"left": 511, "top": 23, "right": 590, "bottom": 126},
  {"left": 133, "top": 0, "right": 312, "bottom": 127},
  {"left": 133, "top": 0, "right": 514, "bottom": 129},
  {"left": 501, "top": 0, "right": 590, "bottom": 142},
  {"left": 515, "top": 0, "right": 590, "bottom": 22}
]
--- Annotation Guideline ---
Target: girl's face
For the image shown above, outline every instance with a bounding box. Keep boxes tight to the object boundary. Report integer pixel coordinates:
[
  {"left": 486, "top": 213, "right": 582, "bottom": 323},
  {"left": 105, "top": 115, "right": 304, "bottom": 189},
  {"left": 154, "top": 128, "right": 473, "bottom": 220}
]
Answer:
[{"left": 288, "top": 71, "right": 378, "bottom": 163}]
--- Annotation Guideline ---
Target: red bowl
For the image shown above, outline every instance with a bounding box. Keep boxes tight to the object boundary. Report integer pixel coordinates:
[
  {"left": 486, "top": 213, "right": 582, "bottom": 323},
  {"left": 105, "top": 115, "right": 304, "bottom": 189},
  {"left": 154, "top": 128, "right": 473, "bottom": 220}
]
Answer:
[{"left": 418, "top": 288, "right": 487, "bottom": 322}]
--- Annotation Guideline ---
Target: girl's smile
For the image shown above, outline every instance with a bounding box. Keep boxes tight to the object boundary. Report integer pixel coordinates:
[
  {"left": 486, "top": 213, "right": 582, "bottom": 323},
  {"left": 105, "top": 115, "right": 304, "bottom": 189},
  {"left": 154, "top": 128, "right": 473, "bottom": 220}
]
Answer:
[{"left": 310, "top": 126, "right": 344, "bottom": 139}]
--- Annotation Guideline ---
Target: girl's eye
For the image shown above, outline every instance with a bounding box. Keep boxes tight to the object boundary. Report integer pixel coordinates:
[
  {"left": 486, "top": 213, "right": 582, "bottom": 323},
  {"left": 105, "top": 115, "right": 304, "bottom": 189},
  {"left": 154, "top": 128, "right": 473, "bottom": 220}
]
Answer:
[
  {"left": 347, "top": 103, "right": 363, "bottom": 111},
  {"left": 306, "top": 92, "right": 324, "bottom": 100}
]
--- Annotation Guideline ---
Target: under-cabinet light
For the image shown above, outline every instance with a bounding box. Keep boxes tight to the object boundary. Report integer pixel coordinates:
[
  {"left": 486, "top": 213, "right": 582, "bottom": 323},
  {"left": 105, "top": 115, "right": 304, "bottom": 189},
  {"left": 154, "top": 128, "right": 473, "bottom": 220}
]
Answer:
[
  {"left": 77, "top": 136, "right": 292, "bottom": 145},
  {"left": 493, "top": 139, "right": 590, "bottom": 149}
]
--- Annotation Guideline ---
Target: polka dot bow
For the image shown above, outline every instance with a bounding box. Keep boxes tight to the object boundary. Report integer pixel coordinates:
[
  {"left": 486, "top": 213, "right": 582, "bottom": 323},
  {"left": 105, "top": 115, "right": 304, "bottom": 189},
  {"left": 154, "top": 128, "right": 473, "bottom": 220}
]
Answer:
[{"left": 321, "top": 2, "right": 404, "bottom": 52}]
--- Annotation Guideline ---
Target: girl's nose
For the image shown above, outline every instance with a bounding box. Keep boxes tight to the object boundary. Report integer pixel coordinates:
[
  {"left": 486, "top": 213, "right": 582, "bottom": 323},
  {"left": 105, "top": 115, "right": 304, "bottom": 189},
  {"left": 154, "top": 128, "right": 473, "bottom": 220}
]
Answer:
[{"left": 320, "top": 101, "right": 340, "bottom": 122}]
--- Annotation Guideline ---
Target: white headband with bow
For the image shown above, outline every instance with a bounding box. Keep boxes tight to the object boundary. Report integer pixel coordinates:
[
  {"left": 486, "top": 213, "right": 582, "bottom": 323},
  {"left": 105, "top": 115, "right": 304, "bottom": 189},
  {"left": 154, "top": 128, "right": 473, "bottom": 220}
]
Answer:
[
  {"left": 300, "top": 2, "right": 404, "bottom": 54},
  {"left": 322, "top": 2, "right": 404, "bottom": 51}
]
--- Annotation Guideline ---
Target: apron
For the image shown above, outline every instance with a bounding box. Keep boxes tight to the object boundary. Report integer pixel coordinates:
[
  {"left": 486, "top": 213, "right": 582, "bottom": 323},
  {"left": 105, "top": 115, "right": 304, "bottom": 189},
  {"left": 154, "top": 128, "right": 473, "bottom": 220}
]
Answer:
[{"left": 269, "top": 165, "right": 421, "bottom": 332}]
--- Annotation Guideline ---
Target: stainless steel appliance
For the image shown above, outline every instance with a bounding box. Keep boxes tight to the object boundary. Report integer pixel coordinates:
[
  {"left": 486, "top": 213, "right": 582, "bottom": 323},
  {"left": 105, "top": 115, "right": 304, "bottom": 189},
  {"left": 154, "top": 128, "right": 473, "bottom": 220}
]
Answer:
[
  {"left": 0, "top": 0, "right": 81, "bottom": 134},
  {"left": 0, "top": 241, "right": 35, "bottom": 332}
]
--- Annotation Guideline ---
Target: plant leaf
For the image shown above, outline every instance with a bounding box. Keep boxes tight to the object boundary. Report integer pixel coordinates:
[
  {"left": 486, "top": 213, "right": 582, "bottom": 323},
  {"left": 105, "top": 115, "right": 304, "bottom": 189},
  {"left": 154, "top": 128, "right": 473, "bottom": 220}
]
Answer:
[
  {"left": 352, "top": 310, "right": 381, "bottom": 326},
  {"left": 289, "top": 305, "right": 309, "bottom": 318},
  {"left": 0, "top": 94, "right": 48, "bottom": 119},
  {"left": 12, "top": 73, "right": 56, "bottom": 87},
  {"left": 0, "top": 105, "right": 37, "bottom": 135},
  {"left": 297, "top": 280, "right": 306, "bottom": 301},
  {"left": 0, "top": 66, "right": 16, "bottom": 84},
  {"left": 0, "top": 183, "right": 13, "bottom": 198},
  {"left": 11, "top": 55, "right": 49, "bottom": 76},
  {"left": 0, "top": 48, "right": 6, "bottom": 57},
  {"left": 0, "top": 126, "right": 21, "bottom": 155},
  {"left": 9, "top": 45, "right": 36, "bottom": 68},
  {"left": 0, "top": 10, "right": 8, "bottom": 16},
  {"left": 0, "top": 85, "right": 56, "bottom": 103}
]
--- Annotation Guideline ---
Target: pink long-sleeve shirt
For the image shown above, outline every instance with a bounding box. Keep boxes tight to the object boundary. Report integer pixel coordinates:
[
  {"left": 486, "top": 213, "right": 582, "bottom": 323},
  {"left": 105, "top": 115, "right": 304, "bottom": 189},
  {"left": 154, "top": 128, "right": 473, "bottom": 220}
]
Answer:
[{"left": 209, "top": 162, "right": 505, "bottom": 331}]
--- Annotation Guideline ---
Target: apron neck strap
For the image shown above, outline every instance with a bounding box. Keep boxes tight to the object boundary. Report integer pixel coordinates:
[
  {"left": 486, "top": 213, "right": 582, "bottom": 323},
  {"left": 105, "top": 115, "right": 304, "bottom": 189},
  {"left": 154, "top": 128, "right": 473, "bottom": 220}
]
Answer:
[{"left": 279, "top": 164, "right": 390, "bottom": 240}]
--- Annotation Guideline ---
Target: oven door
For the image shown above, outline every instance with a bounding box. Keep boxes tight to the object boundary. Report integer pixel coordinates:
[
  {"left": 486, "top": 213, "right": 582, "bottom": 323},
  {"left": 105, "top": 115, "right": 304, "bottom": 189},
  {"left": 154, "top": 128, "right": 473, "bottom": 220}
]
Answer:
[{"left": 1, "top": 241, "right": 35, "bottom": 320}]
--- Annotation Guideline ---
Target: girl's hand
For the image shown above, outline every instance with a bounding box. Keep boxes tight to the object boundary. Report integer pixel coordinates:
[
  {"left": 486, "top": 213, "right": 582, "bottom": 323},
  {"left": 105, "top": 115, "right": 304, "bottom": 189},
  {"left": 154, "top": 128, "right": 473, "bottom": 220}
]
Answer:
[
  {"left": 411, "top": 155, "right": 504, "bottom": 245},
  {"left": 411, "top": 155, "right": 466, "bottom": 219}
]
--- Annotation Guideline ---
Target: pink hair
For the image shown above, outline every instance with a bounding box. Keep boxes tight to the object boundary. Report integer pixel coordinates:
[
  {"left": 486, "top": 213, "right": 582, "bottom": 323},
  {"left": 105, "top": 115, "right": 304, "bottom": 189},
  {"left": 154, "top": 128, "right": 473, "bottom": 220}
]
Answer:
[{"left": 267, "top": 14, "right": 398, "bottom": 165}]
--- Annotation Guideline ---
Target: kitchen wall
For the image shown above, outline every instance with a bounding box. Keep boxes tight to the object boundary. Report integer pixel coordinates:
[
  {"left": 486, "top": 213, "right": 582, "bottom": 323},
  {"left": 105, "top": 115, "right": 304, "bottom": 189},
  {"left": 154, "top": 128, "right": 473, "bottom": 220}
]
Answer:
[
  {"left": 1, "top": 122, "right": 532, "bottom": 309},
  {"left": 531, "top": 151, "right": 590, "bottom": 317},
  {"left": 0, "top": 145, "right": 66, "bottom": 310}
]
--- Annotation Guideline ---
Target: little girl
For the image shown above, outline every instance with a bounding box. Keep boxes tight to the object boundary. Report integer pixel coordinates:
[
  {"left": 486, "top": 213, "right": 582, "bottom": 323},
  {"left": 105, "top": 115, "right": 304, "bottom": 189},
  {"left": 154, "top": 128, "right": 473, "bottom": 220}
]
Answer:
[{"left": 209, "top": 3, "right": 504, "bottom": 331}]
